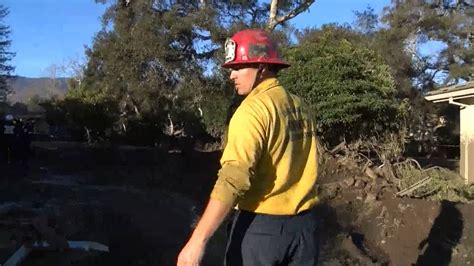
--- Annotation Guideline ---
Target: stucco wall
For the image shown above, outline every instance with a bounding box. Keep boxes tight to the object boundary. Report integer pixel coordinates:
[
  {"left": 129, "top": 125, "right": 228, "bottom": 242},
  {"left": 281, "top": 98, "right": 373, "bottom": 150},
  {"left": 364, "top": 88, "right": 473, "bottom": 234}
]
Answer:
[{"left": 460, "top": 105, "right": 474, "bottom": 184}]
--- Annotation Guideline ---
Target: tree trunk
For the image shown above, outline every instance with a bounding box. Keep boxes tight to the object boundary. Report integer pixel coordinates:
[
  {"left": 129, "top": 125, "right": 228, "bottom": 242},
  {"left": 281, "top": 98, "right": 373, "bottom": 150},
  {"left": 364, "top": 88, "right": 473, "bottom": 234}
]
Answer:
[{"left": 268, "top": 0, "right": 279, "bottom": 31}]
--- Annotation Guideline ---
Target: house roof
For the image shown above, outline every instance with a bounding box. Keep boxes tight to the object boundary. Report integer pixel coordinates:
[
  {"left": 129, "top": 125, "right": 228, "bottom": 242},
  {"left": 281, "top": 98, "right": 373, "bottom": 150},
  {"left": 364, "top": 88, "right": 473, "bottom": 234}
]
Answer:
[{"left": 425, "top": 81, "right": 474, "bottom": 103}]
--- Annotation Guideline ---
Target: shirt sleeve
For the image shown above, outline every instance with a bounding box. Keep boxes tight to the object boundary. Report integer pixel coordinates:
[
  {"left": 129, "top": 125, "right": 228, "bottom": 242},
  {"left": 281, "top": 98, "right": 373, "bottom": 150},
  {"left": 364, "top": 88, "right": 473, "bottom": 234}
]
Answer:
[{"left": 210, "top": 101, "right": 267, "bottom": 205}]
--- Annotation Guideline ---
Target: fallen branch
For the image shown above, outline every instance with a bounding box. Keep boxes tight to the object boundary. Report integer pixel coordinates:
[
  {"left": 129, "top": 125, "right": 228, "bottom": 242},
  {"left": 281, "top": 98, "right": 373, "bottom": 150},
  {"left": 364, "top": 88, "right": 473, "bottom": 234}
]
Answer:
[
  {"left": 358, "top": 152, "right": 374, "bottom": 166},
  {"left": 396, "top": 176, "right": 432, "bottom": 197},
  {"left": 330, "top": 141, "right": 346, "bottom": 155},
  {"left": 394, "top": 158, "right": 422, "bottom": 170},
  {"left": 380, "top": 161, "right": 400, "bottom": 183},
  {"left": 422, "top": 166, "right": 444, "bottom": 172}
]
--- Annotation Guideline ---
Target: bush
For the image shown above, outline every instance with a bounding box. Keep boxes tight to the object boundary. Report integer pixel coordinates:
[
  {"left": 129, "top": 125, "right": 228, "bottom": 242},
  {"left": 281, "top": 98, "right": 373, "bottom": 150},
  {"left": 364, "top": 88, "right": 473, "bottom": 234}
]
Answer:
[{"left": 280, "top": 29, "right": 407, "bottom": 147}]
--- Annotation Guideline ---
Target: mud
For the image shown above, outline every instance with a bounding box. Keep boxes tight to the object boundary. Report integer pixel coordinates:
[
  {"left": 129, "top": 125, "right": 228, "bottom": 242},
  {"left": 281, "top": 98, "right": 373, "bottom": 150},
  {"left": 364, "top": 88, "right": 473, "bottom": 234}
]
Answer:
[{"left": 0, "top": 141, "right": 473, "bottom": 265}]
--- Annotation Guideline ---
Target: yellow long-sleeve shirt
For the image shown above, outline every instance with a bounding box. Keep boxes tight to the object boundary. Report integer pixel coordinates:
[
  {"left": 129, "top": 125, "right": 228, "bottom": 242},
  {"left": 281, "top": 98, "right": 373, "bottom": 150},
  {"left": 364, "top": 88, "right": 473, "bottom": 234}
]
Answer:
[{"left": 210, "top": 78, "right": 319, "bottom": 215}]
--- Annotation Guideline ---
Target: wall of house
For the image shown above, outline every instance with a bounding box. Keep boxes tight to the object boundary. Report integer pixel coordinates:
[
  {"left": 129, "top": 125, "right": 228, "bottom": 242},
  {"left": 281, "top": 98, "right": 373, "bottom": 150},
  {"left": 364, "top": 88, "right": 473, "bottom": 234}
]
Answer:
[
  {"left": 460, "top": 105, "right": 474, "bottom": 184},
  {"left": 461, "top": 98, "right": 474, "bottom": 105}
]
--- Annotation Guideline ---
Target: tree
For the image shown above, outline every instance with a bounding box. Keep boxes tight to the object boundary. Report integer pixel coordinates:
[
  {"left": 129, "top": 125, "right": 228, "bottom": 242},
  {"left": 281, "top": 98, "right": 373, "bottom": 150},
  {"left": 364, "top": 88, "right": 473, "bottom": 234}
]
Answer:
[
  {"left": 351, "top": 1, "right": 473, "bottom": 97},
  {"left": 41, "top": 87, "right": 116, "bottom": 143},
  {"left": 280, "top": 27, "right": 408, "bottom": 146},
  {"left": 346, "top": 2, "right": 472, "bottom": 156},
  {"left": 59, "top": 57, "right": 86, "bottom": 84},
  {"left": 380, "top": 0, "right": 473, "bottom": 89},
  {"left": 0, "top": 5, "right": 15, "bottom": 102},
  {"left": 351, "top": 6, "right": 419, "bottom": 99},
  {"left": 82, "top": 0, "right": 219, "bottom": 143},
  {"left": 44, "top": 64, "right": 64, "bottom": 99},
  {"left": 68, "top": 0, "right": 316, "bottom": 145},
  {"left": 376, "top": 0, "right": 473, "bottom": 153}
]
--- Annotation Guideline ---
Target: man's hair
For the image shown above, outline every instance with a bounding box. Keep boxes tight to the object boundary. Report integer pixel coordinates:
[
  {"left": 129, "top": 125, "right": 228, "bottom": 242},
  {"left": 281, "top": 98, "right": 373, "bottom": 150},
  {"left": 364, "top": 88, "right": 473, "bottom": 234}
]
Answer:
[{"left": 266, "top": 64, "right": 284, "bottom": 75}]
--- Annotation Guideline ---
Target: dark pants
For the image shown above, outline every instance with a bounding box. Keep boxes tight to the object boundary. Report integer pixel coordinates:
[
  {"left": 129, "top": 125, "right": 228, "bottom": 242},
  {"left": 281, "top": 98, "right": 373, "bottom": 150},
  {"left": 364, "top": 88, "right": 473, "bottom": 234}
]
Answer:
[{"left": 225, "top": 209, "right": 319, "bottom": 266}]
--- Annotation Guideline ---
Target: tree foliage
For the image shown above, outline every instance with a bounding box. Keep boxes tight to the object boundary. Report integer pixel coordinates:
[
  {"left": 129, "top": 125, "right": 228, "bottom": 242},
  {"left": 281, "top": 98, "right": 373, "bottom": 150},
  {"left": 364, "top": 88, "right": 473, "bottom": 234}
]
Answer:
[
  {"left": 0, "top": 5, "right": 15, "bottom": 101},
  {"left": 60, "top": 0, "right": 314, "bottom": 145},
  {"left": 378, "top": 0, "right": 472, "bottom": 91},
  {"left": 78, "top": 0, "right": 221, "bottom": 143},
  {"left": 41, "top": 0, "right": 469, "bottom": 153},
  {"left": 349, "top": 1, "right": 472, "bottom": 152},
  {"left": 280, "top": 27, "right": 408, "bottom": 145}
]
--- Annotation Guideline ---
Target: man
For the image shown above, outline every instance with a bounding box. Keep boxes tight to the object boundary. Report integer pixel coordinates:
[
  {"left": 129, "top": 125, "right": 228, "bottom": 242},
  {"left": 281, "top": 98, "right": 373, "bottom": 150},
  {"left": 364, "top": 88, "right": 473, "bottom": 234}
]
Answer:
[
  {"left": 3, "top": 115, "right": 16, "bottom": 164},
  {"left": 177, "top": 29, "right": 319, "bottom": 266}
]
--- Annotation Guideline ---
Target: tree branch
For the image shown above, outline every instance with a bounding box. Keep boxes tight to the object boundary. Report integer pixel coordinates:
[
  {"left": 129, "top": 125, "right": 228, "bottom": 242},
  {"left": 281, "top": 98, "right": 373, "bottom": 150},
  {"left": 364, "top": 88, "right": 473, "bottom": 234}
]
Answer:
[
  {"left": 267, "top": 0, "right": 316, "bottom": 31},
  {"left": 268, "top": 0, "right": 279, "bottom": 31}
]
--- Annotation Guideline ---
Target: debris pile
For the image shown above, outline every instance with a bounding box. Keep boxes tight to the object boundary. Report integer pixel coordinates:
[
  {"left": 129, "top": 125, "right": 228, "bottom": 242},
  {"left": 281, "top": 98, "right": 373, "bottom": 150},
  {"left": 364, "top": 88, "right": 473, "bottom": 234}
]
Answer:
[{"left": 0, "top": 202, "right": 109, "bottom": 266}]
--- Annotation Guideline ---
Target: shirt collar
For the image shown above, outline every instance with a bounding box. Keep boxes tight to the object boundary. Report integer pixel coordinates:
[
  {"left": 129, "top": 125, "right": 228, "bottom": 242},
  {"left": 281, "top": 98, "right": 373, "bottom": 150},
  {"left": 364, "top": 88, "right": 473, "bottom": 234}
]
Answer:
[{"left": 245, "top": 78, "right": 280, "bottom": 100}]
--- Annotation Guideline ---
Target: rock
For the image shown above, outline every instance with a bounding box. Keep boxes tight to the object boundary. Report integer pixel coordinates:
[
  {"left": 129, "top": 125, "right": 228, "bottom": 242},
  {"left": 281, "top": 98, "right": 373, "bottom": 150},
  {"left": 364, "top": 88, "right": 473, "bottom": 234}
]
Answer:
[
  {"left": 364, "top": 182, "right": 373, "bottom": 192},
  {"left": 321, "top": 183, "right": 340, "bottom": 200},
  {"left": 375, "top": 177, "right": 389, "bottom": 188},
  {"left": 365, "top": 167, "right": 378, "bottom": 180},
  {"left": 365, "top": 193, "right": 377, "bottom": 204},
  {"left": 341, "top": 177, "right": 355, "bottom": 188},
  {"left": 354, "top": 180, "right": 366, "bottom": 189}
]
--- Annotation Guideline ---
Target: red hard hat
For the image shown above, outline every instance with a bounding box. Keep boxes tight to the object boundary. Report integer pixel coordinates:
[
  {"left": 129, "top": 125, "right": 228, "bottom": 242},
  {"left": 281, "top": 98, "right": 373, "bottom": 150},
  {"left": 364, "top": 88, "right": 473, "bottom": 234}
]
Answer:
[{"left": 222, "top": 29, "right": 290, "bottom": 68}]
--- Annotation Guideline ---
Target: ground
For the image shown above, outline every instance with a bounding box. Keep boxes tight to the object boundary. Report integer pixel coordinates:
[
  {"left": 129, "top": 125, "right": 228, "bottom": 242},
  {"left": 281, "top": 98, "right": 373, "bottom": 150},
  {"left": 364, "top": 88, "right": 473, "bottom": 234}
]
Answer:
[{"left": 0, "top": 141, "right": 473, "bottom": 265}]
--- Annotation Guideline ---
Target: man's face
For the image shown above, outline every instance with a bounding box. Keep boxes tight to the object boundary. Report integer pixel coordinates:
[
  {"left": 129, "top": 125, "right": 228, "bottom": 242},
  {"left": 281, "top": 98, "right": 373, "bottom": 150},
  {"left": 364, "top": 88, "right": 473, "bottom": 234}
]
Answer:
[{"left": 228, "top": 64, "right": 259, "bottom": 96}]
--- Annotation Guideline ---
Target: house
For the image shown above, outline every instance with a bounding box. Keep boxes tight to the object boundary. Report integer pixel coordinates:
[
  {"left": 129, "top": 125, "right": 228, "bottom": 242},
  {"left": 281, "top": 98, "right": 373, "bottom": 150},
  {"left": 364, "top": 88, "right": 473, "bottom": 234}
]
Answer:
[{"left": 425, "top": 81, "right": 474, "bottom": 184}]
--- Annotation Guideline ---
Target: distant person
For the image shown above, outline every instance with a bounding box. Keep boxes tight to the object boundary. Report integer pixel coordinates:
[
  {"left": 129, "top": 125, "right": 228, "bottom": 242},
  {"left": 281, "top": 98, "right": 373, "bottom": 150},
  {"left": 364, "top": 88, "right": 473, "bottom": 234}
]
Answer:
[
  {"left": 13, "top": 118, "right": 32, "bottom": 167},
  {"left": 178, "top": 29, "right": 320, "bottom": 266},
  {"left": 12, "top": 119, "right": 23, "bottom": 163},
  {"left": 3, "top": 115, "right": 15, "bottom": 164},
  {"left": 21, "top": 119, "right": 34, "bottom": 166}
]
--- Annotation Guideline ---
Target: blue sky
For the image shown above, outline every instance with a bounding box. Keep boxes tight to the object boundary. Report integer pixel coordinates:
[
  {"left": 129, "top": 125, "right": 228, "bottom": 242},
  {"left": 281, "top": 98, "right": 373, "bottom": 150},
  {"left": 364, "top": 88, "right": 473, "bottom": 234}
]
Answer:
[{"left": 3, "top": 0, "right": 390, "bottom": 78}]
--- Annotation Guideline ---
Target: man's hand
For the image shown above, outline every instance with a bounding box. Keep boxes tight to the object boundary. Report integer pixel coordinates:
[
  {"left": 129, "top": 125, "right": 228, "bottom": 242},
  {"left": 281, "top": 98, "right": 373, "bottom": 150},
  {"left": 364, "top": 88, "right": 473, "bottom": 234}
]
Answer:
[
  {"left": 177, "top": 239, "right": 206, "bottom": 266},
  {"left": 176, "top": 199, "right": 234, "bottom": 266}
]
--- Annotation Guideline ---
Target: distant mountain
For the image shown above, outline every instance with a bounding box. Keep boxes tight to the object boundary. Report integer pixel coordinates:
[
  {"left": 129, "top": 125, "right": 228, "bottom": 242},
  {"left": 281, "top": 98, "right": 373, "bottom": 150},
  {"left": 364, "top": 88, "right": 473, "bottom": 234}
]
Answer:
[{"left": 6, "top": 76, "right": 69, "bottom": 103}]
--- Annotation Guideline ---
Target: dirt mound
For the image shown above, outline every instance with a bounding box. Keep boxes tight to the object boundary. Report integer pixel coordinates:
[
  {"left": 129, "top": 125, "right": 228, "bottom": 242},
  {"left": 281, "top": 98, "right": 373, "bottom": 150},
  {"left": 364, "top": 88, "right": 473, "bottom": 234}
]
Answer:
[
  {"left": 1, "top": 141, "right": 473, "bottom": 265},
  {"left": 317, "top": 156, "right": 474, "bottom": 265},
  {"left": 318, "top": 195, "right": 474, "bottom": 265}
]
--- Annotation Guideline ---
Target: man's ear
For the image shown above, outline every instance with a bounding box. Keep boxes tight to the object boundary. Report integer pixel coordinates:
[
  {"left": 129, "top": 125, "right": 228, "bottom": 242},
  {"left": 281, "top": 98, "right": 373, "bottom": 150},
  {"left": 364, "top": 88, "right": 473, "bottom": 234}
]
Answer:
[{"left": 258, "top": 64, "right": 267, "bottom": 78}]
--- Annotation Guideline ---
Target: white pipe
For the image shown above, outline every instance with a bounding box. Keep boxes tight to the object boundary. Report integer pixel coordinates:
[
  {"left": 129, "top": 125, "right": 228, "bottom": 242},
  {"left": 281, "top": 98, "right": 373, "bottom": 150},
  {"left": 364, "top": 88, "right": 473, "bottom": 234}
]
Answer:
[
  {"left": 449, "top": 97, "right": 469, "bottom": 108},
  {"left": 3, "top": 241, "right": 109, "bottom": 266},
  {"left": 3, "top": 246, "right": 31, "bottom": 266}
]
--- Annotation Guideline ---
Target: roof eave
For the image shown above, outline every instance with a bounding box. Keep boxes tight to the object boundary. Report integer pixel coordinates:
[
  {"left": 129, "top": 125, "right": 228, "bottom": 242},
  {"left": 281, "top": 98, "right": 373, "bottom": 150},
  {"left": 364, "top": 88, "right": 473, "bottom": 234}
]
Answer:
[{"left": 425, "top": 88, "right": 474, "bottom": 102}]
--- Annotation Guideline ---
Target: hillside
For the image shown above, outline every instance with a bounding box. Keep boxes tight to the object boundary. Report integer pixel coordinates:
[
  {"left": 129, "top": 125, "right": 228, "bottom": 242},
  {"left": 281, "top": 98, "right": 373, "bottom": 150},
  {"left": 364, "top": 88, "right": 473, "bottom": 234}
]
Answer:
[{"left": 6, "top": 76, "right": 69, "bottom": 103}]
